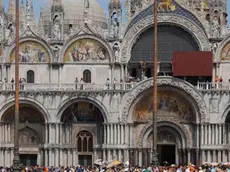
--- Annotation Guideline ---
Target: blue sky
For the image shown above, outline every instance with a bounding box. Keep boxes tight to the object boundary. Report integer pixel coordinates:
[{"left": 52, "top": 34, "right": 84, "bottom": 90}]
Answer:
[{"left": 2, "top": 0, "right": 230, "bottom": 24}]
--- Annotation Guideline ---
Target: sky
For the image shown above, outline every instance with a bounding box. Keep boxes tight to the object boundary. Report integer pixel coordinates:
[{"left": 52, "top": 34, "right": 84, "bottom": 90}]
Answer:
[{"left": 1, "top": 0, "right": 230, "bottom": 24}]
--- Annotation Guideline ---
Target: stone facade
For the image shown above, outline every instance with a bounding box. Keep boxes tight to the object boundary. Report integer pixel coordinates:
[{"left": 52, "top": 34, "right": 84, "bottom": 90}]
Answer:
[{"left": 0, "top": 0, "right": 230, "bottom": 167}]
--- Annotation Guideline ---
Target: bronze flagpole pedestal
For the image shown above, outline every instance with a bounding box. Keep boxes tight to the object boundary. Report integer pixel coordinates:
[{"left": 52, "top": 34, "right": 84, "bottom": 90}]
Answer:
[
  {"left": 152, "top": 0, "right": 159, "bottom": 166},
  {"left": 13, "top": 0, "right": 20, "bottom": 171}
]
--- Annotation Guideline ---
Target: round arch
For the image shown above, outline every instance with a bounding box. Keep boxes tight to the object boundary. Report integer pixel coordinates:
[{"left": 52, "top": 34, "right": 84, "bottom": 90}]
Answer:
[
  {"left": 140, "top": 121, "right": 188, "bottom": 148},
  {"left": 121, "top": 14, "right": 210, "bottom": 63},
  {"left": 120, "top": 76, "right": 208, "bottom": 123},
  {"left": 0, "top": 98, "right": 51, "bottom": 123},
  {"left": 56, "top": 97, "right": 109, "bottom": 123},
  {"left": 60, "top": 34, "right": 114, "bottom": 63},
  {"left": 216, "top": 35, "right": 230, "bottom": 62},
  {"left": 220, "top": 104, "right": 230, "bottom": 123},
  {"left": 6, "top": 37, "right": 53, "bottom": 63}
]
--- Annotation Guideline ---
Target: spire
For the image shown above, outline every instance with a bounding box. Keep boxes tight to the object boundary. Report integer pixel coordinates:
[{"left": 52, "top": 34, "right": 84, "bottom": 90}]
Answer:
[
  {"left": 20, "top": 0, "right": 26, "bottom": 27},
  {"left": 0, "top": 0, "right": 4, "bottom": 13},
  {"left": 52, "top": 0, "right": 63, "bottom": 12},
  {"left": 53, "top": 0, "right": 62, "bottom": 6},
  {"left": 26, "top": 0, "right": 36, "bottom": 29},
  {"left": 109, "top": 0, "right": 121, "bottom": 10},
  {"left": 30, "top": 1, "right": 36, "bottom": 28},
  {"left": 7, "top": 0, "right": 16, "bottom": 22}
]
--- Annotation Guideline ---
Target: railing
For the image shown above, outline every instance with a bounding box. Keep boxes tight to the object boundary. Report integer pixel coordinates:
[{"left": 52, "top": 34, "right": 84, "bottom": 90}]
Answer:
[
  {"left": 197, "top": 82, "right": 230, "bottom": 90},
  {"left": 0, "top": 83, "right": 137, "bottom": 92}
]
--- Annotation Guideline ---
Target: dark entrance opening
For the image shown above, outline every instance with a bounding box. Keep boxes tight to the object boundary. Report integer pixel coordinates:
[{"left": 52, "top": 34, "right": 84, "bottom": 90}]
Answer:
[
  {"left": 20, "top": 154, "right": 37, "bottom": 166},
  {"left": 78, "top": 155, "right": 92, "bottom": 166},
  {"left": 158, "top": 145, "right": 175, "bottom": 165}
]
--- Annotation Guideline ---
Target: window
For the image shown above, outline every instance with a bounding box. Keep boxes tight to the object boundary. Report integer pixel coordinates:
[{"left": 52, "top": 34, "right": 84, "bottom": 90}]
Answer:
[
  {"left": 27, "top": 70, "right": 35, "bottom": 83},
  {"left": 77, "top": 131, "right": 93, "bottom": 152},
  {"left": 83, "top": 70, "right": 91, "bottom": 83}
]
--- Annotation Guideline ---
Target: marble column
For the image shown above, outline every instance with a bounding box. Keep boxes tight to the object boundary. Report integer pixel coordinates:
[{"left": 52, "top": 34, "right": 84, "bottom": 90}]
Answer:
[
  {"left": 55, "top": 149, "right": 59, "bottom": 167},
  {"left": 228, "top": 150, "right": 230, "bottom": 162},
  {"left": 223, "top": 124, "right": 226, "bottom": 144},
  {"left": 121, "top": 64, "right": 124, "bottom": 81},
  {"left": 219, "top": 125, "right": 222, "bottom": 144},
  {"left": 111, "top": 124, "right": 114, "bottom": 144},
  {"left": 118, "top": 149, "right": 122, "bottom": 161},
  {"left": 223, "top": 150, "right": 227, "bottom": 163},
  {"left": 107, "top": 125, "right": 110, "bottom": 144},
  {"left": 104, "top": 124, "right": 107, "bottom": 144},
  {"left": 45, "top": 123, "right": 48, "bottom": 143},
  {"left": 218, "top": 150, "right": 222, "bottom": 162},
  {"left": 139, "top": 150, "right": 142, "bottom": 167},
  {"left": 187, "top": 148, "right": 191, "bottom": 164},
  {"left": 56, "top": 124, "right": 59, "bottom": 144},
  {"left": 212, "top": 125, "right": 215, "bottom": 144},
  {"left": 49, "top": 149, "right": 52, "bottom": 166},
  {"left": 213, "top": 150, "right": 217, "bottom": 162},
  {"left": 103, "top": 149, "right": 106, "bottom": 160},
  {"left": 60, "top": 149, "right": 63, "bottom": 166},
  {"left": 73, "top": 149, "right": 76, "bottom": 166},
  {"left": 45, "top": 149, "right": 48, "bottom": 166},
  {"left": 208, "top": 124, "right": 211, "bottom": 144},
  {"left": 202, "top": 150, "right": 206, "bottom": 163},
  {"left": 111, "top": 65, "right": 114, "bottom": 81},
  {"left": 49, "top": 124, "right": 53, "bottom": 144},
  {"left": 125, "top": 125, "right": 129, "bottom": 144},
  {"left": 37, "top": 152, "right": 41, "bottom": 166},
  {"left": 215, "top": 125, "right": 218, "bottom": 144},
  {"left": 121, "top": 125, "right": 124, "bottom": 144},
  {"left": 60, "top": 123, "right": 63, "bottom": 144},
  {"left": 205, "top": 125, "right": 208, "bottom": 145},
  {"left": 201, "top": 124, "right": 203, "bottom": 145},
  {"left": 118, "top": 124, "right": 120, "bottom": 144},
  {"left": 207, "top": 150, "right": 211, "bottom": 163}
]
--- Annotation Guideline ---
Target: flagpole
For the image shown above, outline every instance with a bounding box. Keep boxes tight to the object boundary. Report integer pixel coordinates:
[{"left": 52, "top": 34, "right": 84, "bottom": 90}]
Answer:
[
  {"left": 152, "top": 0, "right": 159, "bottom": 165},
  {"left": 13, "top": 0, "right": 20, "bottom": 171}
]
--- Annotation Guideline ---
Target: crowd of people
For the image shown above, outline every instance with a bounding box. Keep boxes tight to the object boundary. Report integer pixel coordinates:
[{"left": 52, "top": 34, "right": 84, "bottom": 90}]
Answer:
[{"left": 1, "top": 162, "right": 230, "bottom": 172}]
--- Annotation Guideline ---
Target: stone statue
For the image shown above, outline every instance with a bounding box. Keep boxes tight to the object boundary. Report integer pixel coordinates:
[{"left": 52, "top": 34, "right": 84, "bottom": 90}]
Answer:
[
  {"left": 53, "top": 23, "right": 61, "bottom": 40},
  {"left": 53, "top": 46, "right": 60, "bottom": 62},
  {"left": 111, "top": 13, "right": 119, "bottom": 38},
  {"left": 113, "top": 43, "right": 120, "bottom": 62},
  {"left": 26, "top": 0, "right": 31, "bottom": 14},
  {"left": 84, "top": 0, "right": 90, "bottom": 14},
  {"left": 211, "top": 42, "right": 218, "bottom": 54},
  {"left": 211, "top": 16, "right": 220, "bottom": 38}
]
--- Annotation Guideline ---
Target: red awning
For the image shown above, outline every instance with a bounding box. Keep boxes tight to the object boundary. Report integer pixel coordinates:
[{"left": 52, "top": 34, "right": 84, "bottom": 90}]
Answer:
[{"left": 172, "top": 51, "right": 213, "bottom": 76}]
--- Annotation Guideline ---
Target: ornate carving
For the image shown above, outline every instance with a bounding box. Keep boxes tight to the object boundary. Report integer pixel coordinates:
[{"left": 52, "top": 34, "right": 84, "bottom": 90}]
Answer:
[
  {"left": 121, "top": 77, "right": 208, "bottom": 123},
  {"left": 121, "top": 14, "right": 209, "bottom": 62},
  {"left": 209, "top": 98, "right": 219, "bottom": 113}
]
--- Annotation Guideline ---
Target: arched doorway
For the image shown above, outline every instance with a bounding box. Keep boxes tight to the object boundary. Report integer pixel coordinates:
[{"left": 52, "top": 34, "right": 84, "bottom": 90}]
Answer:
[
  {"left": 132, "top": 86, "right": 196, "bottom": 165},
  {"left": 1, "top": 104, "right": 45, "bottom": 166},
  {"left": 61, "top": 101, "right": 105, "bottom": 166}
]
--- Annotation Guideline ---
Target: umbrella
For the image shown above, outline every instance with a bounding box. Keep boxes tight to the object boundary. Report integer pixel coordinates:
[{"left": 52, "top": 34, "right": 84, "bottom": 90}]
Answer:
[
  {"left": 94, "top": 159, "right": 103, "bottom": 166},
  {"left": 107, "top": 160, "right": 122, "bottom": 168}
]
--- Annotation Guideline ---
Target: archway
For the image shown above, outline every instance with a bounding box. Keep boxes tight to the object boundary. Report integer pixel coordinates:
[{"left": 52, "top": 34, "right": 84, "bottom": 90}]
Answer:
[
  {"left": 129, "top": 25, "right": 199, "bottom": 78},
  {"left": 1, "top": 104, "right": 45, "bottom": 166},
  {"left": 60, "top": 101, "right": 105, "bottom": 165}
]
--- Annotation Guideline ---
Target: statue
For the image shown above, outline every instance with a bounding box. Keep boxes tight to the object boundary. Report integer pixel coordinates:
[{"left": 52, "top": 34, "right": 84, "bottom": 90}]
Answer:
[
  {"left": 111, "top": 13, "right": 119, "bottom": 38},
  {"left": 53, "top": 23, "right": 61, "bottom": 40},
  {"left": 53, "top": 46, "right": 60, "bottom": 62},
  {"left": 84, "top": 0, "right": 90, "bottom": 14},
  {"left": 211, "top": 16, "right": 221, "bottom": 38},
  {"left": 26, "top": 0, "right": 31, "bottom": 14},
  {"left": 113, "top": 43, "right": 120, "bottom": 62}
]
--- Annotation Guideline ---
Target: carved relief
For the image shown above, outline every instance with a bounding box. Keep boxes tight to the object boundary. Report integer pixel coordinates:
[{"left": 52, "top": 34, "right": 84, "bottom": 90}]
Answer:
[
  {"left": 209, "top": 98, "right": 219, "bottom": 113},
  {"left": 19, "top": 127, "right": 40, "bottom": 145}
]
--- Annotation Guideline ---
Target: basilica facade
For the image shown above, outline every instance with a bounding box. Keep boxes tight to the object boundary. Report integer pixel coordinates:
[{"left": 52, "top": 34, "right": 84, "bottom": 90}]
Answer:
[{"left": 0, "top": 0, "right": 230, "bottom": 168}]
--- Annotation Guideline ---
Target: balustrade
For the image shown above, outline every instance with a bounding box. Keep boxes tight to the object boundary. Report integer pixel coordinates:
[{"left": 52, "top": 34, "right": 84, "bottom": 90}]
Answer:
[
  {"left": 197, "top": 82, "right": 230, "bottom": 90},
  {"left": 0, "top": 82, "right": 136, "bottom": 92}
]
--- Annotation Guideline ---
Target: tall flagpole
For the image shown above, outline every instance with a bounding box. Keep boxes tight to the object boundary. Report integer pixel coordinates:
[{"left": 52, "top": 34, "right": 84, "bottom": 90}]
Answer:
[
  {"left": 152, "top": 0, "right": 158, "bottom": 165},
  {"left": 13, "top": 0, "right": 20, "bottom": 171}
]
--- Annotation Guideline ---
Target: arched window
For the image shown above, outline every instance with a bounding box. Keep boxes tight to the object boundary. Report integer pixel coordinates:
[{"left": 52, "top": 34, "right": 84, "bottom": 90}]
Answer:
[
  {"left": 83, "top": 70, "right": 91, "bottom": 83},
  {"left": 27, "top": 70, "right": 35, "bottom": 83},
  {"left": 76, "top": 131, "right": 93, "bottom": 153}
]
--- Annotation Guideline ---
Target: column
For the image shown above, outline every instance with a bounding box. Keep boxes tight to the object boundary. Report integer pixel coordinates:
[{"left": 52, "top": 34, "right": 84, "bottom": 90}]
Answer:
[
  {"left": 111, "top": 65, "right": 114, "bottom": 81},
  {"left": 201, "top": 124, "right": 203, "bottom": 145},
  {"left": 228, "top": 150, "right": 230, "bottom": 162},
  {"left": 118, "top": 149, "right": 122, "bottom": 161},
  {"left": 208, "top": 124, "right": 211, "bottom": 145},
  {"left": 107, "top": 125, "right": 110, "bottom": 144},
  {"left": 49, "top": 149, "right": 52, "bottom": 166},
  {"left": 187, "top": 148, "right": 191, "bottom": 164},
  {"left": 55, "top": 149, "right": 59, "bottom": 167},
  {"left": 202, "top": 150, "right": 205, "bottom": 163},
  {"left": 207, "top": 150, "right": 211, "bottom": 163},
  {"left": 103, "top": 149, "right": 106, "bottom": 160},
  {"left": 49, "top": 124, "right": 53, "bottom": 143},
  {"left": 205, "top": 124, "right": 208, "bottom": 145},
  {"left": 219, "top": 124, "right": 222, "bottom": 144},
  {"left": 69, "top": 124, "right": 72, "bottom": 144},
  {"left": 114, "top": 124, "right": 117, "bottom": 144},
  {"left": 121, "top": 125, "right": 124, "bottom": 144},
  {"left": 111, "top": 124, "right": 114, "bottom": 144},
  {"left": 56, "top": 123, "right": 59, "bottom": 144},
  {"left": 212, "top": 125, "right": 215, "bottom": 144},
  {"left": 213, "top": 150, "right": 217, "bottom": 162},
  {"left": 125, "top": 125, "right": 129, "bottom": 144},
  {"left": 130, "top": 125, "right": 133, "bottom": 146},
  {"left": 60, "top": 149, "right": 63, "bottom": 166},
  {"left": 223, "top": 150, "right": 227, "bottom": 163},
  {"left": 121, "top": 64, "right": 124, "bottom": 81},
  {"left": 8, "top": 124, "right": 10, "bottom": 143},
  {"left": 215, "top": 125, "right": 218, "bottom": 144},
  {"left": 45, "top": 123, "right": 48, "bottom": 143},
  {"left": 118, "top": 124, "right": 120, "bottom": 144},
  {"left": 45, "top": 149, "right": 48, "bottom": 166},
  {"left": 103, "top": 124, "right": 107, "bottom": 144},
  {"left": 60, "top": 123, "right": 63, "bottom": 144},
  {"left": 218, "top": 150, "right": 222, "bottom": 162},
  {"left": 124, "top": 65, "right": 128, "bottom": 81},
  {"left": 94, "top": 149, "right": 97, "bottom": 161},
  {"left": 37, "top": 152, "right": 41, "bottom": 166},
  {"left": 223, "top": 124, "right": 226, "bottom": 144},
  {"left": 66, "top": 124, "right": 69, "bottom": 144},
  {"left": 139, "top": 150, "right": 142, "bottom": 167},
  {"left": 228, "top": 125, "right": 230, "bottom": 144},
  {"left": 40, "top": 149, "right": 44, "bottom": 166},
  {"left": 73, "top": 149, "right": 76, "bottom": 166},
  {"left": 107, "top": 150, "right": 111, "bottom": 161}
]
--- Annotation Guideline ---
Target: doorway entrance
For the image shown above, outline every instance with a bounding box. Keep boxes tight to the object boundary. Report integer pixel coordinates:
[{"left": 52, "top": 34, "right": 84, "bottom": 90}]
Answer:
[
  {"left": 157, "top": 145, "right": 175, "bottom": 165},
  {"left": 78, "top": 155, "right": 92, "bottom": 166},
  {"left": 20, "top": 154, "right": 37, "bottom": 166}
]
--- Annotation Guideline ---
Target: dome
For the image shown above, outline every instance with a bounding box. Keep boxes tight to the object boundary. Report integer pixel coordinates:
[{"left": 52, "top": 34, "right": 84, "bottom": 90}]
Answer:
[{"left": 39, "top": 0, "right": 108, "bottom": 36}]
